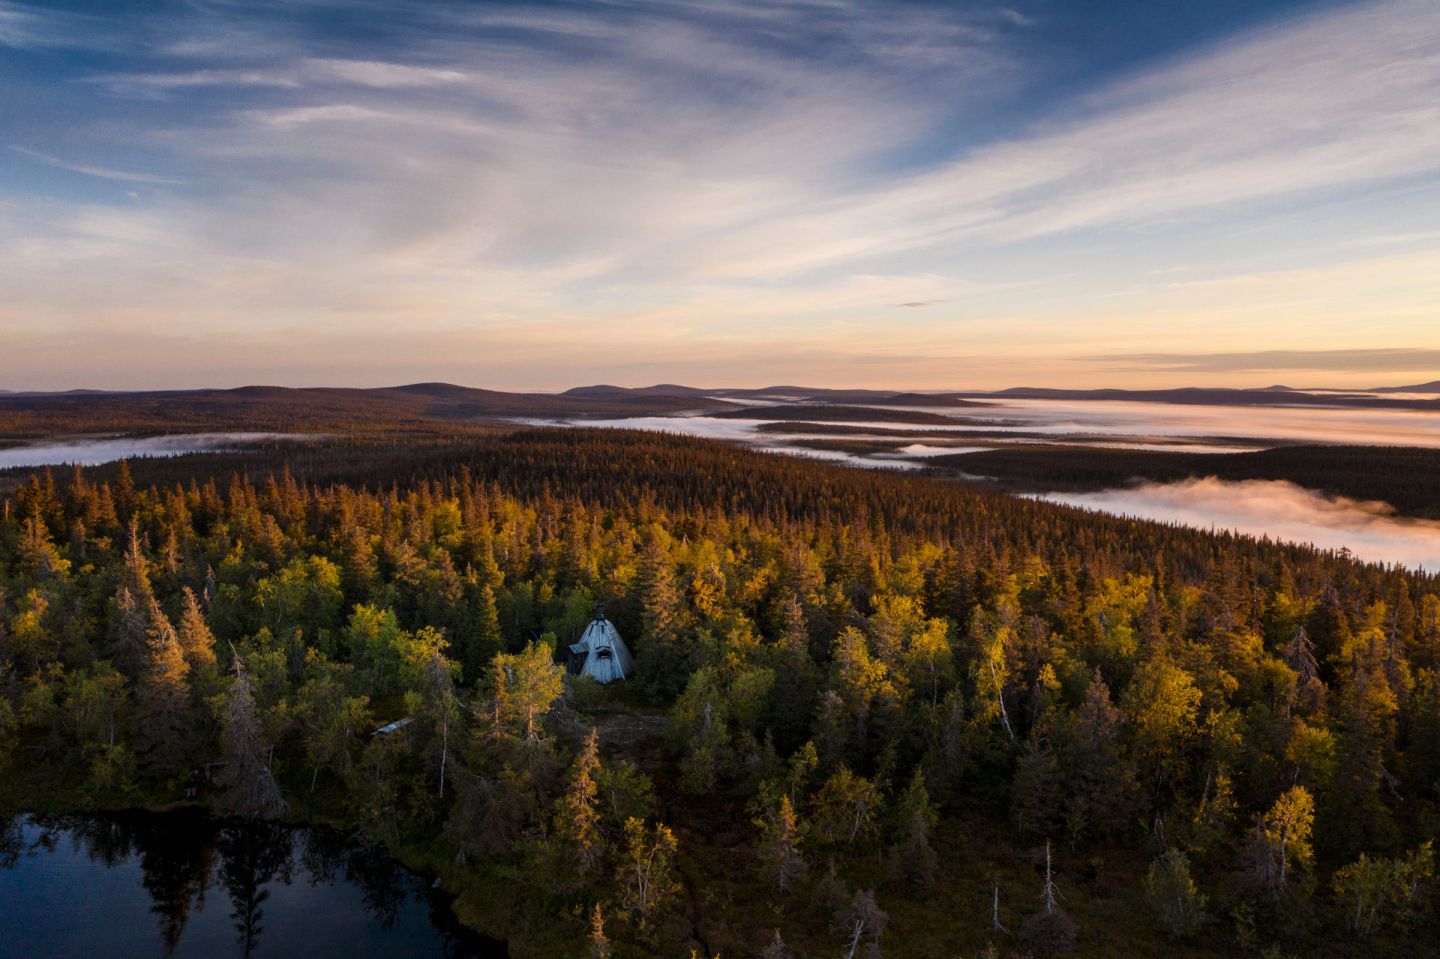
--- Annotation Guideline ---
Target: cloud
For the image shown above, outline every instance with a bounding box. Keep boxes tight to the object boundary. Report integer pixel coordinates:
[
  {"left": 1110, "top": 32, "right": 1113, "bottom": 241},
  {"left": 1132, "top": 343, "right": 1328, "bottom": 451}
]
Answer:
[
  {"left": 1, "top": 0, "right": 1439, "bottom": 389},
  {"left": 1041, "top": 478, "right": 1440, "bottom": 571},
  {"left": 702, "top": 0, "right": 1440, "bottom": 270},
  {"left": 307, "top": 58, "right": 468, "bottom": 88},
  {"left": 93, "top": 69, "right": 303, "bottom": 91},
  {"left": 0, "top": 2, "right": 93, "bottom": 48},
  {"left": 8, "top": 147, "right": 187, "bottom": 186},
  {"left": 1090, "top": 348, "right": 1440, "bottom": 375}
]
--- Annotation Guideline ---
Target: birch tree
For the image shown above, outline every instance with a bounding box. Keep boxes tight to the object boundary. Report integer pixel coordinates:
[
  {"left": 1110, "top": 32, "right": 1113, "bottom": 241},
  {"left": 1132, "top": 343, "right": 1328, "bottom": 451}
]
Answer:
[{"left": 620, "top": 817, "right": 679, "bottom": 931}]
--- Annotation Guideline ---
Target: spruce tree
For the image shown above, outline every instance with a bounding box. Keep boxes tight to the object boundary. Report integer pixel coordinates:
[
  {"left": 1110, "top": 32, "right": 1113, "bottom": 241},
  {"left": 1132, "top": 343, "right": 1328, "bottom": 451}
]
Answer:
[
  {"left": 555, "top": 729, "right": 604, "bottom": 882},
  {"left": 134, "top": 597, "right": 194, "bottom": 778},
  {"left": 755, "top": 793, "right": 806, "bottom": 893}
]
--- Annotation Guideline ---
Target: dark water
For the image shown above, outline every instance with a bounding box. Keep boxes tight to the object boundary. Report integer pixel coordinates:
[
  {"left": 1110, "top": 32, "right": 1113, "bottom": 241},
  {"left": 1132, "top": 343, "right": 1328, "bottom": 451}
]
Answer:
[{"left": 0, "top": 811, "right": 507, "bottom": 959}]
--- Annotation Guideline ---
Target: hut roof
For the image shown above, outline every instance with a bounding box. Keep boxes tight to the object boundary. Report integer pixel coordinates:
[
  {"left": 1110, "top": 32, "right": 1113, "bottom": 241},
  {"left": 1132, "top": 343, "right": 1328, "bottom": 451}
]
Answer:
[{"left": 571, "top": 612, "right": 635, "bottom": 684}]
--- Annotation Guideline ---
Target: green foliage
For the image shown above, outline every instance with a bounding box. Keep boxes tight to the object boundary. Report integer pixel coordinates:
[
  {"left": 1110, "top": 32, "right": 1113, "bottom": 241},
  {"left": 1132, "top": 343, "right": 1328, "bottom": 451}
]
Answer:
[
  {"left": 490, "top": 640, "right": 564, "bottom": 740},
  {"left": 754, "top": 792, "right": 806, "bottom": 894},
  {"left": 0, "top": 698, "right": 17, "bottom": 773},
  {"left": 812, "top": 766, "right": 882, "bottom": 848},
  {"left": 1145, "top": 847, "right": 1208, "bottom": 939},
  {"left": 619, "top": 817, "right": 679, "bottom": 932},
  {"left": 553, "top": 729, "right": 604, "bottom": 884},
  {"left": 1242, "top": 786, "right": 1315, "bottom": 901},
  {"left": 1331, "top": 842, "right": 1435, "bottom": 937},
  {"left": 891, "top": 768, "right": 939, "bottom": 884}
]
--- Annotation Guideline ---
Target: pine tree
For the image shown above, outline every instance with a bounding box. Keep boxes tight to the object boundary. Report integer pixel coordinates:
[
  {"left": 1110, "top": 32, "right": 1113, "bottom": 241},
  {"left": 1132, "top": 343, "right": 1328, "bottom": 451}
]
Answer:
[
  {"left": 472, "top": 582, "right": 503, "bottom": 675},
  {"left": 755, "top": 793, "right": 806, "bottom": 893},
  {"left": 555, "top": 729, "right": 604, "bottom": 882},
  {"left": 134, "top": 596, "right": 194, "bottom": 778},
  {"left": 1012, "top": 740, "right": 1064, "bottom": 840},
  {"left": 19, "top": 511, "right": 68, "bottom": 578},
  {"left": 639, "top": 535, "right": 685, "bottom": 688},
  {"left": 176, "top": 586, "right": 219, "bottom": 677},
  {"left": 108, "top": 519, "right": 157, "bottom": 677},
  {"left": 1064, "top": 668, "right": 1133, "bottom": 842},
  {"left": 892, "top": 768, "right": 939, "bottom": 884},
  {"left": 587, "top": 902, "right": 611, "bottom": 959}
]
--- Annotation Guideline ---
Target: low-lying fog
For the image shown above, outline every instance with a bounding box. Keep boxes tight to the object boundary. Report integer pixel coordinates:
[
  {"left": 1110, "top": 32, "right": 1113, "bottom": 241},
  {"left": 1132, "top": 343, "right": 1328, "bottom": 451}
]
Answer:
[
  {"left": 1042, "top": 478, "right": 1440, "bottom": 572},
  {"left": 531, "top": 395, "right": 1440, "bottom": 456},
  {"left": 0, "top": 433, "right": 316, "bottom": 470},
  {"left": 982, "top": 398, "right": 1440, "bottom": 447}
]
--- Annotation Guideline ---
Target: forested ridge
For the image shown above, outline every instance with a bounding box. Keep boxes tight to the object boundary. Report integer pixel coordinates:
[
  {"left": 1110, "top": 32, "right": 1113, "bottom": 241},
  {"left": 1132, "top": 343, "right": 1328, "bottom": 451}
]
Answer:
[
  {"left": 931, "top": 445, "right": 1440, "bottom": 520},
  {"left": 2, "top": 429, "right": 1438, "bottom": 958}
]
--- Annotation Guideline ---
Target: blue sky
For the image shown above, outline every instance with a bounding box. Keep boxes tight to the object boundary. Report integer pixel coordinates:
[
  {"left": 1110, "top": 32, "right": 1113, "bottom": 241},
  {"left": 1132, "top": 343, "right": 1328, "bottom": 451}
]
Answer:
[{"left": 2, "top": 0, "right": 1438, "bottom": 390}]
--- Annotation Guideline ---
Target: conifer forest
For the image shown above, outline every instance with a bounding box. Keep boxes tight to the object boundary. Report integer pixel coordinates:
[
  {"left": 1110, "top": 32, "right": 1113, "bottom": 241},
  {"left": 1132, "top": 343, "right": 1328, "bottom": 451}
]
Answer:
[{"left": 2, "top": 428, "right": 1438, "bottom": 958}]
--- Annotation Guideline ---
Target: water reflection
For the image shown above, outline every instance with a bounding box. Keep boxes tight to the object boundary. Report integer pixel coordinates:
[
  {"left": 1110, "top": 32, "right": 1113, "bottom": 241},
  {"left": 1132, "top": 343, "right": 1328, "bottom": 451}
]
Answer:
[{"left": 0, "top": 811, "right": 505, "bottom": 959}]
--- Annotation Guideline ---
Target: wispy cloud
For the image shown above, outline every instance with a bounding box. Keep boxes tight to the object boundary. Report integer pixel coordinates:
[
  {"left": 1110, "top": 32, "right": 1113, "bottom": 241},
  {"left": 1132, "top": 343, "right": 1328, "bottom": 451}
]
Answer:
[
  {"left": 8, "top": 147, "right": 187, "bottom": 186},
  {"left": 1091, "top": 348, "right": 1440, "bottom": 376},
  {"left": 0, "top": 1, "right": 89, "bottom": 48}
]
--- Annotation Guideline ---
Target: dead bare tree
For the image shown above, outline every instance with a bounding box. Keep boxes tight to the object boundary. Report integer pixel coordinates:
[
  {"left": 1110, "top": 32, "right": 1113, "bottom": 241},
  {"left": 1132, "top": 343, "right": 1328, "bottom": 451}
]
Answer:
[
  {"left": 215, "top": 659, "right": 286, "bottom": 819},
  {"left": 839, "top": 889, "right": 887, "bottom": 959}
]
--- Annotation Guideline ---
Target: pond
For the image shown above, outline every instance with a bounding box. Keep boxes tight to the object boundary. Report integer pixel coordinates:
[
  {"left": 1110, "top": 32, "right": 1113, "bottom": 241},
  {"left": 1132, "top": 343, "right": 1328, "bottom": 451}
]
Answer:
[{"left": 0, "top": 811, "right": 506, "bottom": 959}]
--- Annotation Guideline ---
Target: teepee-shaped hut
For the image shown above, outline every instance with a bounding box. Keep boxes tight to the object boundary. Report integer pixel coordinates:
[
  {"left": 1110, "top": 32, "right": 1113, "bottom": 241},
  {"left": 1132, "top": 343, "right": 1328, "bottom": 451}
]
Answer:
[{"left": 568, "top": 608, "right": 635, "bottom": 684}]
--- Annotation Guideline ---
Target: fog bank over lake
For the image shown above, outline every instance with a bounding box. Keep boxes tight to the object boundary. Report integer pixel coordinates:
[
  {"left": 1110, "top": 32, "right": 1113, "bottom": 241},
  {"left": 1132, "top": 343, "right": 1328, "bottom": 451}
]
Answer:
[
  {"left": 1041, "top": 477, "right": 1440, "bottom": 571},
  {"left": 531, "top": 394, "right": 1440, "bottom": 455},
  {"left": 0, "top": 433, "right": 316, "bottom": 469}
]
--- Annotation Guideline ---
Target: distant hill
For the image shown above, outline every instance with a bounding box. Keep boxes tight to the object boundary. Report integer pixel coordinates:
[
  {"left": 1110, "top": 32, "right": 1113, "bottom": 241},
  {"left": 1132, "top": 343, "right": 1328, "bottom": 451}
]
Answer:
[
  {"left": 981, "top": 386, "right": 1440, "bottom": 410},
  {"left": 0, "top": 382, "right": 727, "bottom": 438},
  {"left": 7, "top": 379, "right": 1437, "bottom": 442},
  {"left": 564, "top": 384, "right": 990, "bottom": 407},
  {"left": 562, "top": 383, "right": 716, "bottom": 400},
  {"left": 1364, "top": 380, "right": 1440, "bottom": 394},
  {"left": 711, "top": 404, "right": 963, "bottom": 424}
]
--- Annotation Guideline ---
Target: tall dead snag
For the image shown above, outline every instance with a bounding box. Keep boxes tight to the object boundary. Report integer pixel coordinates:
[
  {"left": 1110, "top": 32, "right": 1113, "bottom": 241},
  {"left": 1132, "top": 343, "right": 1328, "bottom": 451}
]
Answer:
[
  {"left": 215, "top": 660, "right": 287, "bottom": 819},
  {"left": 1019, "top": 841, "right": 1077, "bottom": 955},
  {"left": 838, "top": 889, "right": 887, "bottom": 959}
]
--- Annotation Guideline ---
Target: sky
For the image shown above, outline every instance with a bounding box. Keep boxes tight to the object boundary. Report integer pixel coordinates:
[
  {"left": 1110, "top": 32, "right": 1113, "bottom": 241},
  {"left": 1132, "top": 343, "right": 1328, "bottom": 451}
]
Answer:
[{"left": 2, "top": 0, "right": 1438, "bottom": 392}]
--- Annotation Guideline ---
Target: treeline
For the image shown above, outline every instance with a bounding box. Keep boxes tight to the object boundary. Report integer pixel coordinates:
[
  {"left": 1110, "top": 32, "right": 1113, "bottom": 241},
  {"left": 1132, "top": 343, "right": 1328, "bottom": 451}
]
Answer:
[{"left": 0, "top": 428, "right": 1438, "bottom": 957}]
